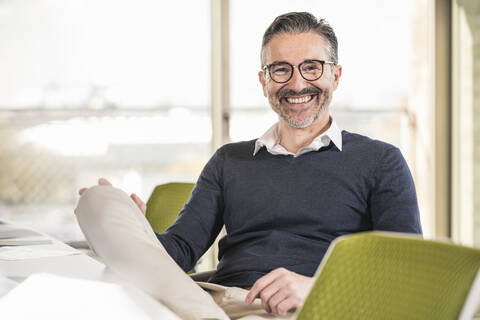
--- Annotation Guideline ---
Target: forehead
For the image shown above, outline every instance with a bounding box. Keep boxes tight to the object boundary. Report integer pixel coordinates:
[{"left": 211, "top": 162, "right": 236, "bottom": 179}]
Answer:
[{"left": 264, "top": 32, "right": 329, "bottom": 65}]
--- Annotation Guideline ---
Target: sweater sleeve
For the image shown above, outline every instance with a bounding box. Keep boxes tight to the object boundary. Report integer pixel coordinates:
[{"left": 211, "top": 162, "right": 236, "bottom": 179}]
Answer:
[
  {"left": 155, "top": 149, "right": 225, "bottom": 272},
  {"left": 369, "top": 145, "right": 422, "bottom": 234}
]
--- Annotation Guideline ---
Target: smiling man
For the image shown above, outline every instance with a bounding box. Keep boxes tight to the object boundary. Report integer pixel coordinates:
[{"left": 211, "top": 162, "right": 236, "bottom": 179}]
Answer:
[
  {"left": 257, "top": 30, "right": 340, "bottom": 156},
  {"left": 75, "top": 12, "right": 422, "bottom": 320}
]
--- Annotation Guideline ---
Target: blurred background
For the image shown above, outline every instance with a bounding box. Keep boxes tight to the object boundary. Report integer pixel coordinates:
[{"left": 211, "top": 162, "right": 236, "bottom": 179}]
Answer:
[{"left": 0, "top": 0, "right": 478, "bottom": 265}]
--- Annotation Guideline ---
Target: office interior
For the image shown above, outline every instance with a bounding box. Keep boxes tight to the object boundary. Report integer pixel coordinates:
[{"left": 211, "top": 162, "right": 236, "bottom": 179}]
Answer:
[{"left": 0, "top": 0, "right": 479, "bottom": 315}]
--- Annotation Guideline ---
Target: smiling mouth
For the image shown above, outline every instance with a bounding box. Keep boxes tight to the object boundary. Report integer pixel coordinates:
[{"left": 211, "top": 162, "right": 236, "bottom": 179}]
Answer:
[{"left": 285, "top": 94, "right": 316, "bottom": 104}]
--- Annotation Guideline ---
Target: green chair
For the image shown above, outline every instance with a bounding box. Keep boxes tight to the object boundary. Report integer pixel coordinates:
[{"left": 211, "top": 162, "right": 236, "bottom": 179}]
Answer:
[
  {"left": 145, "top": 182, "right": 197, "bottom": 273},
  {"left": 145, "top": 182, "right": 195, "bottom": 234},
  {"left": 296, "top": 232, "right": 480, "bottom": 320}
]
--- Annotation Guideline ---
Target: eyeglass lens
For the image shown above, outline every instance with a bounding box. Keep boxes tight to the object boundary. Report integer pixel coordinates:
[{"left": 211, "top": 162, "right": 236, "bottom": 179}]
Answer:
[{"left": 269, "top": 61, "right": 324, "bottom": 83}]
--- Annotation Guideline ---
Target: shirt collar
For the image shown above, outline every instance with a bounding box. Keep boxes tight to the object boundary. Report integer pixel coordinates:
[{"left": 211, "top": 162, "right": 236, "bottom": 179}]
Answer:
[{"left": 253, "top": 118, "right": 343, "bottom": 157}]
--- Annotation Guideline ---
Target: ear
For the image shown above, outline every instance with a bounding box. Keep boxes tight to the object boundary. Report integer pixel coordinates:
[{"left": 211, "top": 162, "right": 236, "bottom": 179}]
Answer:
[
  {"left": 332, "top": 64, "right": 342, "bottom": 91},
  {"left": 258, "top": 70, "right": 267, "bottom": 97}
]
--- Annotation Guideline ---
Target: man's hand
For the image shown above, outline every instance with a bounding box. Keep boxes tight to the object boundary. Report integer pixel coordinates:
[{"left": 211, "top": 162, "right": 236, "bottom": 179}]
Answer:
[
  {"left": 77, "top": 177, "right": 146, "bottom": 216},
  {"left": 78, "top": 177, "right": 112, "bottom": 196},
  {"left": 245, "top": 267, "right": 314, "bottom": 316},
  {"left": 130, "top": 192, "right": 146, "bottom": 215}
]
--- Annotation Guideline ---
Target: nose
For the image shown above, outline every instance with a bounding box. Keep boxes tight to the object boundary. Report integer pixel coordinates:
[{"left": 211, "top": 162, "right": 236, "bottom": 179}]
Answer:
[{"left": 287, "top": 66, "right": 308, "bottom": 92}]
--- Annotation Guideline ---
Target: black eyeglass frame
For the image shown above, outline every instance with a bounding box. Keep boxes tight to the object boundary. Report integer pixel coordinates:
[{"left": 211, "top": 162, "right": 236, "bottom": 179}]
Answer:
[{"left": 261, "top": 59, "right": 336, "bottom": 84}]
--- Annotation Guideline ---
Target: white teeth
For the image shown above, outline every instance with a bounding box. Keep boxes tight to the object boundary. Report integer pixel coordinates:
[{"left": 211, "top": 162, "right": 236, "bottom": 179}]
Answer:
[{"left": 286, "top": 95, "right": 313, "bottom": 104}]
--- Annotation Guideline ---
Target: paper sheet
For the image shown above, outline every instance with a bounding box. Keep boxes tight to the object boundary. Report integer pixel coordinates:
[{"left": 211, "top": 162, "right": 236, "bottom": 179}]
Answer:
[
  {"left": 0, "top": 224, "right": 51, "bottom": 246},
  {"left": 0, "top": 225, "right": 42, "bottom": 239},
  {"left": 0, "top": 273, "right": 180, "bottom": 320},
  {"left": 0, "top": 246, "right": 80, "bottom": 260},
  {"left": 0, "top": 275, "right": 17, "bottom": 298},
  {"left": 0, "top": 237, "right": 52, "bottom": 246}
]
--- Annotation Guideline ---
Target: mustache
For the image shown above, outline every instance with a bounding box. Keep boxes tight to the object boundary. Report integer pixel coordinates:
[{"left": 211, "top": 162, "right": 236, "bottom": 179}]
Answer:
[{"left": 276, "top": 87, "right": 323, "bottom": 100}]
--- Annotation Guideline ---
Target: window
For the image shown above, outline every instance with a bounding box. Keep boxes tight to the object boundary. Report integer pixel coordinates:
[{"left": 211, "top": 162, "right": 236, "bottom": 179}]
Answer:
[
  {"left": 0, "top": 0, "right": 435, "bottom": 243},
  {"left": 229, "top": 0, "right": 431, "bottom": 235},
  {"left": 0, "top": 0, "right": 211, "bottom": 242},
  {"left": 452, "top": 0, "right": 480, "bottom": 247}
]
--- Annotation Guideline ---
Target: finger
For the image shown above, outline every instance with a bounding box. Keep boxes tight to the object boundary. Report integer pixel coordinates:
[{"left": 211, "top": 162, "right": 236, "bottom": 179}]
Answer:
[
  {"left": 245, "top": 268, "right": 284, "bottom": 304},
  {"left": 265, "top": 300, "right": 272, "bottom": 314},
  {"left": 131, "top": 193, "right": 147, "bottom": 215},
  {"left": 246, "top": 276, "right": 274, "bottom": 304},
  {"left": 259, "top": 277, "right": 288, "bottom": 312},
  {"left": 266, "top": 284, "right": 290, "bottom": 314},
  {"left": 78, "top": 188, "right": 87, "bottom": 196},
  {"left": 98, "top": 177, "right": 112, "bottom": 186},
  {"left": 258, "top": 282, "right": 276, "bottom": 313},
  {"left": 275, "top": 297, "right": 298, "bottom": 316}
]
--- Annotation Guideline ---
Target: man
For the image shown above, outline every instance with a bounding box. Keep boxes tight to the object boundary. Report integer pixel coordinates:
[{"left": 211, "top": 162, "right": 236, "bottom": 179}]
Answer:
[{"left": 75, "top": 12, "right": 422, "bottom": 320}]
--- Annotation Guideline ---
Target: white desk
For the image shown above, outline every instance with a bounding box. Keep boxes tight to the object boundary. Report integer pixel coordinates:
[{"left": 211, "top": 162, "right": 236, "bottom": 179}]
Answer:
[
  {"left": 0, "top": 221, "right": 179, "bottom": 319},
  {"left": 0, "top": 223, "right": 106, "bottom": 283}
]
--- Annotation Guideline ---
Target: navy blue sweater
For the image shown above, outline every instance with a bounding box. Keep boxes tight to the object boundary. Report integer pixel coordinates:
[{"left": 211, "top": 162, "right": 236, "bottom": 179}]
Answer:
[{"left": 156, "top": 131, "right": 422, "bottom": 287}]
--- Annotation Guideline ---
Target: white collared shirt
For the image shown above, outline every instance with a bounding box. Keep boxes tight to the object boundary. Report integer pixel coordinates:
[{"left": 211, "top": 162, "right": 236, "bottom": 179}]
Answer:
[{"left": 253, "top": 118, "right": 343, "bottom": 157}]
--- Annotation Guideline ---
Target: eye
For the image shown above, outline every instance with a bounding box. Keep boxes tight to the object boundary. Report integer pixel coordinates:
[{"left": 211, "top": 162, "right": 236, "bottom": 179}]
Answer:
[
  {"left": 270, "top": 64, "right": 291, "bottom": 75},
  {"left": 301, "top": 63, "right": 321, "bottom": 73}
]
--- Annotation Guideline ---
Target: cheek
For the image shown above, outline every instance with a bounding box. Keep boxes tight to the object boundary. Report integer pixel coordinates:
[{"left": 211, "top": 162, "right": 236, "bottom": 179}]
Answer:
[
  {"left": 265, "top": 83, "right": 279, "bottom": 100},
  {"left": 319, "top": 89, "right": 332, "bottom": 106}
]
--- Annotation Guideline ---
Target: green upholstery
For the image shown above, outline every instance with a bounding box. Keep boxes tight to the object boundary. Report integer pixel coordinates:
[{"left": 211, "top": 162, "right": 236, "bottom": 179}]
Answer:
[
  {"left": 146, "top": 182, "right": 197, "bottom": 274},
  {"left": 296, "top": 232, "right": 480, "bottom": 320},
  {"left": 146, "top": 182, "right": 195, "bottom": 234}
]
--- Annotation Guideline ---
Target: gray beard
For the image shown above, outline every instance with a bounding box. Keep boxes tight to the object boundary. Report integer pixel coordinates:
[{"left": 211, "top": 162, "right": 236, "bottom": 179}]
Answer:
[
  {"left": 270, "top": 89, "right": 330, "bottom": 129},
  {"left": 282, "top": 112, "right": 319, "bottom": 129}
]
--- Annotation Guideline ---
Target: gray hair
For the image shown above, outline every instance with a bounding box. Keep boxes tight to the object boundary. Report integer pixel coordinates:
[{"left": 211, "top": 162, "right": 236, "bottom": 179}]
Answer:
[{"left": 260, "top": 12, "right": 338, "bottom": 67}]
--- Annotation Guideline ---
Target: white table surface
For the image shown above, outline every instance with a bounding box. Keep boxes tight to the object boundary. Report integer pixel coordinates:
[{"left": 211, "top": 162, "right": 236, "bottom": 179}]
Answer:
[
  {"left": 0, "top": 223, "right": 106, "bottom": 283},
  {"left": 0, "top": 221, "right": 179, "bottom": 319}
]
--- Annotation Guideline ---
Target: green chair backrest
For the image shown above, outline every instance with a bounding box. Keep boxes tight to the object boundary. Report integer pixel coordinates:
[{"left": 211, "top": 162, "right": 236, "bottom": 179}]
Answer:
[
  {"left": 296, "top": 232, "right": 480, "bottom": 320},
  {"left": 146, "top": 182, "right": 195, "bottom": 234}
]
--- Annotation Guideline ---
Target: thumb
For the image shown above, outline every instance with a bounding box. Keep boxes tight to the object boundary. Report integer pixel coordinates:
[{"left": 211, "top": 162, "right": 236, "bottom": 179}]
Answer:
[
  {"left": 131, "top": 193, "right": 147, "bottom": 215},
  {"left": 98, "top": 177, "right": 112, "bottom": 186}
]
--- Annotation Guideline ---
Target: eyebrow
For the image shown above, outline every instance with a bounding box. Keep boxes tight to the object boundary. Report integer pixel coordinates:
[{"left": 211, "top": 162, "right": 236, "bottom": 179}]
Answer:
[
  {"left": 268, "top": 60, "right": 289, "bottom": 66},
  {"left": 268, "top": 59, "right": 321, "bottom": 66}
]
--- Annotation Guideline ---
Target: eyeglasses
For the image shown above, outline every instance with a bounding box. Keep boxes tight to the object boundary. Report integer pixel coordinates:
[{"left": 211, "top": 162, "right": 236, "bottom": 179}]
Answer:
[{"left": 262, "top": 59, "right": 336, "bottom": 84}]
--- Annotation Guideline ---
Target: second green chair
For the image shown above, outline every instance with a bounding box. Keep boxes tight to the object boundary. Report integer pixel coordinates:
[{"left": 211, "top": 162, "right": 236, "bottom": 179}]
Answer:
[{"left": 145, "top": 182, "right": 195, "bottom": 234}]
